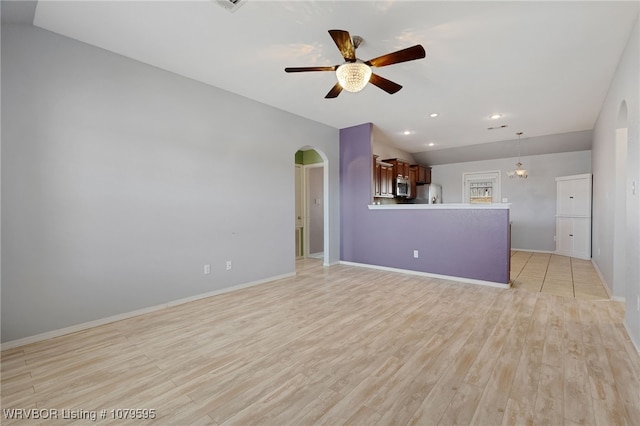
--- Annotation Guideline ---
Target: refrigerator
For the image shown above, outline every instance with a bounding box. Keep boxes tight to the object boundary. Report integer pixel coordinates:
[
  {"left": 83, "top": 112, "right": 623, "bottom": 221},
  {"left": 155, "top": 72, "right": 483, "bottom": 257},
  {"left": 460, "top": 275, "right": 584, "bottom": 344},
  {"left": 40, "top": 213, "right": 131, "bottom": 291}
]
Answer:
[{"left": 415, "top": 183, "right": 442, "bottom": 204}]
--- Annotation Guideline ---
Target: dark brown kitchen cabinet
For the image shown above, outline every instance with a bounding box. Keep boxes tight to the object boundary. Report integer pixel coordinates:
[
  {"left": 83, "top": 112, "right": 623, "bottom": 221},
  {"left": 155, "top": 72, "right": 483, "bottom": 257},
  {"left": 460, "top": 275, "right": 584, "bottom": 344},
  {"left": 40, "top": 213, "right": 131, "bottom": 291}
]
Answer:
[
  {"left": 380, "top": 165, "right": 394, "bottom": 197},
  {"left": 407, "top": 167, "right": 417, "bottom": 200},
  {"left": 382, "top": 158, "right": 410, "bottom": 179},
  {"left": 373, "top": 156, "right": 394, "bottom": 198},
  {"left": 374, "top": 162, "right": 380, "bottom": 196},
  {"left": 411, "top": 165, "right": 432, "bottom": 185}
]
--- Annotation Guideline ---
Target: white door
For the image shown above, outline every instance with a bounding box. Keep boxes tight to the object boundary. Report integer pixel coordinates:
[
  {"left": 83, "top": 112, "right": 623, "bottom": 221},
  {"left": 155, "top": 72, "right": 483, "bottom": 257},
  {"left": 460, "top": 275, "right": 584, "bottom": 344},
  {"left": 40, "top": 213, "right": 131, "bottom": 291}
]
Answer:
[
  {"left": 556, "top": 217, "right": 591, "bottom": 259},
  {"left": 556, "top": 180, "right": 574, "bottom": 216},
  {"left": 557, "top": 217, "right": 574, "bottom": 255},
  {"left": 556, "top": 175, "right": 591, "bottom": 217},
  {"left": 571, "top": 218, "right": 591, "bottom": 259},
  {"left": 571, "top": 179, "right": 591, "bottom": 217}
]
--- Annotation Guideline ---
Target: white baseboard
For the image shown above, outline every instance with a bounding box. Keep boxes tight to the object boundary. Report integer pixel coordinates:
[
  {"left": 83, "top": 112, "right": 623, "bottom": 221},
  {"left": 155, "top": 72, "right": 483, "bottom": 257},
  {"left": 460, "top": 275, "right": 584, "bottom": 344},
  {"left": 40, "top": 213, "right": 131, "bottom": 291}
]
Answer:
[
  {"left": 1, "top": 272, "right": 295, "bottom": 351},
  {"left": 623, "top": 321, "right": 640, "bottom": 355},
  {"left": 554, "top": 250, "right": 591, "bottom": 260},
  {"left": 339, "top": 261, "right": 509, "bottom": 289},
  {"left": 511, "top": 248, "right": 556, "bottom": 254},
  {"left": 590, "top": 259, "right": 616, "bottom": 301}
]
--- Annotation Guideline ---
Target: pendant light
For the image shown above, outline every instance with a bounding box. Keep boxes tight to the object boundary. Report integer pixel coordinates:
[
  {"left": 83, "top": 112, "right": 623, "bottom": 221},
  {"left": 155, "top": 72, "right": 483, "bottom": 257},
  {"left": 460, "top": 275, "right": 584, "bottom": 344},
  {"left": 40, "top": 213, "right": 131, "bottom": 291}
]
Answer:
[{"left": 507, "top": 132, "right": 528, "bottom": 179}]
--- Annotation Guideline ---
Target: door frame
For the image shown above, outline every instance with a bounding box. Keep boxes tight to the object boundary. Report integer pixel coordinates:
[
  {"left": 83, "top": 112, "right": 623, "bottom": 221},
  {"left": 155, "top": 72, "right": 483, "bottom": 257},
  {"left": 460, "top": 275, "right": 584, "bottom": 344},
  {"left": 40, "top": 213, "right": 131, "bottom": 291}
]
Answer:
[
  {"left": 304, "top": 163, "right": 324, "bottom": 259},
  {"left": 294, "top": 147, "right": 330, "bottom": 266}
]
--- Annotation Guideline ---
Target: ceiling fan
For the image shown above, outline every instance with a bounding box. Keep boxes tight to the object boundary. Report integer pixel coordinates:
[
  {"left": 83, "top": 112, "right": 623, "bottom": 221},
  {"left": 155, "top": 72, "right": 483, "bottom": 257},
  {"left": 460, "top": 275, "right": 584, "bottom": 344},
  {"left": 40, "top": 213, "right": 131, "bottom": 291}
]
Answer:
[{"left": 285, "top": 29, "right": 426, "bottom": 99}]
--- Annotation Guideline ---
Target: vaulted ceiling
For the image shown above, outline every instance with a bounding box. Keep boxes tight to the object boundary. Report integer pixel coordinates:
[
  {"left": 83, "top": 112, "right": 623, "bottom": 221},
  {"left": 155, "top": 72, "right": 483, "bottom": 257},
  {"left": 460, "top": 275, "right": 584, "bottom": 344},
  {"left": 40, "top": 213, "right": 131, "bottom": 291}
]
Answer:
[{"left": 5, "top": 1, "right": 639, "bottom": 161}]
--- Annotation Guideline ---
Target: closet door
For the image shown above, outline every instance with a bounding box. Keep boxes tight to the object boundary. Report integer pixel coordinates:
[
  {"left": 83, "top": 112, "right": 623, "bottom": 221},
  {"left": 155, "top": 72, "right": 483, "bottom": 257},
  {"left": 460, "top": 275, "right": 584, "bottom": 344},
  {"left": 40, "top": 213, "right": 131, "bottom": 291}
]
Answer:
[
  {"left": 555, "top": 174, "right": 592, "bottom": 260},
  {"left": 557, "top": 177, "right": 592, "bottom": 217},
  {"left": 556, "top": 217, "right": 574, "bottom": 256},
  {"left": 557, "top": 180, "right": 574, "bottom": 216},
  {"left": 571, "top": 218, "right": 591, "bottom": 259},
  {"left": 571, "top": 179, "right": 591, "bottom": 217}
]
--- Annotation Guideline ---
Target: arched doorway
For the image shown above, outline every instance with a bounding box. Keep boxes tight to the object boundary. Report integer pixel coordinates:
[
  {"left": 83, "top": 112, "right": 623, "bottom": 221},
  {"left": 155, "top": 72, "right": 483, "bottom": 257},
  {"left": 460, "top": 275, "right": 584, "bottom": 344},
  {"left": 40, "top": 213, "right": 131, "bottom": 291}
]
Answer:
[{"left": 294, "top": 147, "right": 329, "bottom": 266}]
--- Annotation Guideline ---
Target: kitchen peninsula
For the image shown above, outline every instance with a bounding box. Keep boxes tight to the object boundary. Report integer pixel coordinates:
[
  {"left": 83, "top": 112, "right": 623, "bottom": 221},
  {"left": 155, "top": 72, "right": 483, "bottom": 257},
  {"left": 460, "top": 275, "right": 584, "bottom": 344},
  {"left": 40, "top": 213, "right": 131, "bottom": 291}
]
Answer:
[{"left": 340, "top": 123, "right": 511, "bottom": 286}]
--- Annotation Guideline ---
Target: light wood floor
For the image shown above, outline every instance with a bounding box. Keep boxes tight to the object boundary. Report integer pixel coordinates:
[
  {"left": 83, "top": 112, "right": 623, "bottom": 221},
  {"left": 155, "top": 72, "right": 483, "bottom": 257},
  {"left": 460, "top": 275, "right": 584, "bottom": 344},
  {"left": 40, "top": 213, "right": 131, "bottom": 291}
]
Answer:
[
  {"left": 2, "top": 259, "right": 639, "bottom": 425},
  {"left": 511, "top": 251, "right": 610, "bottom": 300}
]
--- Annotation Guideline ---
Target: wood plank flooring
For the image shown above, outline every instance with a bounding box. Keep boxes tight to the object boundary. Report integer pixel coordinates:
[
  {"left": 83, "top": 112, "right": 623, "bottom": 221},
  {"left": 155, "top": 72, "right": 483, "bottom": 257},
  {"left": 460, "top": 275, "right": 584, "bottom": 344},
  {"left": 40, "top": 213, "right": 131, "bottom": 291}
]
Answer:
[
  {"left": 510, "top": 251, "right": 610, "bottom": 300},
  {"left": 2, "top": 259, "right": 639, "bottom": 425}
]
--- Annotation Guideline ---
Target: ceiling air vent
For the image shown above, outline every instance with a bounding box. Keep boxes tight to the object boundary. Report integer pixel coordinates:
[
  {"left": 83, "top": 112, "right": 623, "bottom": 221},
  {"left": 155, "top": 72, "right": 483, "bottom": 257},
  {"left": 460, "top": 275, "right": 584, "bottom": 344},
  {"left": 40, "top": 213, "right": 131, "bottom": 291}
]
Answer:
[
  {"left": 214, "top": 0, "right": 246, "bottom": 13},
  {"left": 487, "top": 124, "right": 509, "bottom": 130}
]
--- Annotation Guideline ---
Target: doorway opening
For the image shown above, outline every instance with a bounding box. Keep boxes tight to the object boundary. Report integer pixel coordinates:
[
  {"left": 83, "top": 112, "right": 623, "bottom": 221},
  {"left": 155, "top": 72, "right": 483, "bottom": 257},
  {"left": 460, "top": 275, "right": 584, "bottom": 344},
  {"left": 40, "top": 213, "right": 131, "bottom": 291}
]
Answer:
[{"left": 294, "top": 148, "right": 328, "bottom": 265}]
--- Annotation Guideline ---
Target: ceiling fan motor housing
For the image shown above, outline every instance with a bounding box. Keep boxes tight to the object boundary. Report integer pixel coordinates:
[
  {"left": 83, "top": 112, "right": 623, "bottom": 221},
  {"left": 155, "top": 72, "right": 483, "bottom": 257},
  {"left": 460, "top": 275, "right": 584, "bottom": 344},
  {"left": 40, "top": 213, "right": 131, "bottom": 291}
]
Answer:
[{"left": 352, "top": 35, "right": 363, "bottom": 50}]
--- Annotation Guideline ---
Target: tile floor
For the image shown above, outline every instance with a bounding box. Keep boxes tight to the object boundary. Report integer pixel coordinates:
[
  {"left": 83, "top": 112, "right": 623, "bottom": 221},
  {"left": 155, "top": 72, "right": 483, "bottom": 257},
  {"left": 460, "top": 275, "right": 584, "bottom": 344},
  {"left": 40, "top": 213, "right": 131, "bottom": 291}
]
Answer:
[{"left": 510, "top": 251, "right": 610, "bottom": 300}]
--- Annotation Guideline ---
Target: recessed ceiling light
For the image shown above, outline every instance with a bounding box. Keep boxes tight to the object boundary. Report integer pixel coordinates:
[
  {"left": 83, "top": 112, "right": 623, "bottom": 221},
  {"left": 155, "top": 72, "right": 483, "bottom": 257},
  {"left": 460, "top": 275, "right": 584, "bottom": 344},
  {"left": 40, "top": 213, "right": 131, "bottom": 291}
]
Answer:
[
  {"left": 490, "top": 113, "right": 502, "bottom": 120},
  {"left": 403, "top": 130, "right": 412, "bottom": 135},
  {"left": 429, "top": 113, "right": 439, "bottom": 118},
  {"left": 428, "top": 142, "right": 436, "bottom": 147}
]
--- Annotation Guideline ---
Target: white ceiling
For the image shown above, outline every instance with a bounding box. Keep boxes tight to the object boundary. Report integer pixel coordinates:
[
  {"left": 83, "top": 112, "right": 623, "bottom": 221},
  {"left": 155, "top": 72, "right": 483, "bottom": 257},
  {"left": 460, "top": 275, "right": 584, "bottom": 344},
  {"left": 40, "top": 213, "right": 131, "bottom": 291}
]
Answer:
[{"left": 15, "top": 1, "right": 640, "bottom": 155}]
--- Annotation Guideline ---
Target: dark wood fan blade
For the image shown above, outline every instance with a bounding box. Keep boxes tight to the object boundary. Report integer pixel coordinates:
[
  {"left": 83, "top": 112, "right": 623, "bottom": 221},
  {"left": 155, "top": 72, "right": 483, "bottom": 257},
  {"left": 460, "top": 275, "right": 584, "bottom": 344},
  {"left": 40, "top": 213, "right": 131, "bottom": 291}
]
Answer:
[
  {"left": 369, "top": 73, "right": 402, "bottom": 94},
  {"left": 285, "top": 66, "right": 337, "bottom": 73},
  {"left": 328, "top": 29, "right": 356, "bottom": 62},
  {"left": 325, "top": 82, "right": 343, "bottom": 98},
  {"left": 365, "top": 45, "right": 426, "bottom": 68}
]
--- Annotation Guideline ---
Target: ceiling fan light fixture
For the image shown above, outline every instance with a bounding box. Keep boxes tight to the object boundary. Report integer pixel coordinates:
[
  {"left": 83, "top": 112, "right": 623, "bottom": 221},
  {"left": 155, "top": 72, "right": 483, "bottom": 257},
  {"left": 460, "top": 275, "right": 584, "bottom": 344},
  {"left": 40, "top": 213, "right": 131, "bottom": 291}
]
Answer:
[{"left": 336, "top": 62, "right": 372, "bottom": 93}]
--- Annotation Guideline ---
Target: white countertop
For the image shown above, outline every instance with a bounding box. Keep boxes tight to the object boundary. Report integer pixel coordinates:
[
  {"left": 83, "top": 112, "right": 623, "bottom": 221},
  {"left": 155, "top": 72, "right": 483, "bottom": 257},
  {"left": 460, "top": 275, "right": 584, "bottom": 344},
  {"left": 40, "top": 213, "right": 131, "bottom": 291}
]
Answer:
[{"left": 368, "top": 203, "right": 511, "bottom": 210}]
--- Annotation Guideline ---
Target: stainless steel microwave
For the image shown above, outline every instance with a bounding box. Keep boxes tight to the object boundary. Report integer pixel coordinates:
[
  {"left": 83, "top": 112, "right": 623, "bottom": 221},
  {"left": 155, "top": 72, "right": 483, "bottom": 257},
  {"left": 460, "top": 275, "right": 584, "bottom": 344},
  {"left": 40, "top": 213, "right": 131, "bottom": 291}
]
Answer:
[{"left": 395, "top": 176, "right": 409, "bottom": 197}]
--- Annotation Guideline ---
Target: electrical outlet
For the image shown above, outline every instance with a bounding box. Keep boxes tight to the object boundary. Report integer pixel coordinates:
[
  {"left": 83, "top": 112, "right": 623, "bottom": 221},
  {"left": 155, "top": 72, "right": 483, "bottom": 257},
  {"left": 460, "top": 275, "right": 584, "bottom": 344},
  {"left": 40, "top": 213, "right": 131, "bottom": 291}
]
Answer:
[
  {"left": 553, "top": 235, "right": 556, "bottom": 242},
  {"left": 413, "top": 250, "right": 419, "bottom": 258},
  {"left": 204, "top": 264, "right": 211, "bottom": 275},
  {"left": 226, "top": 260, "right": 232, "bottom": 271}
]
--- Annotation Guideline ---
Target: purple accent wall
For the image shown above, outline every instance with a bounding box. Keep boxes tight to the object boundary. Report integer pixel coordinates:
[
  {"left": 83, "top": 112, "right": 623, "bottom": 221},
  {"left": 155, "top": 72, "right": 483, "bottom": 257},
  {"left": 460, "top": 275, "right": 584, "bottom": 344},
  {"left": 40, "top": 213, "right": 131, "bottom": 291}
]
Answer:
[{"left": 340, "top": 123, "right": 510, "bottom": 284}]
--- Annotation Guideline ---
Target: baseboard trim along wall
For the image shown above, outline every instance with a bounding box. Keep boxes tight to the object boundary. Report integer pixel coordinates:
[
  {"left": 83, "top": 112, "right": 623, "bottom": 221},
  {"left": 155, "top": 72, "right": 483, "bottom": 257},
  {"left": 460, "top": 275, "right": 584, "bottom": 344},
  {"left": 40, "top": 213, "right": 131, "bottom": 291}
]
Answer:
[
  {"left": 624, "top": 321, "right": 640, "bottom": 354},
  {"left": 511, "top": 248, "right": 556, "bottom": 254},
  {"left": 1, "top": 272, "right": 296, "bottom": 351},
  {"left": 591, "top": 258, "right": 621, "bottom": 302},
  {"left": 340, "top": 261, "right": 510, "bottom": 289}
]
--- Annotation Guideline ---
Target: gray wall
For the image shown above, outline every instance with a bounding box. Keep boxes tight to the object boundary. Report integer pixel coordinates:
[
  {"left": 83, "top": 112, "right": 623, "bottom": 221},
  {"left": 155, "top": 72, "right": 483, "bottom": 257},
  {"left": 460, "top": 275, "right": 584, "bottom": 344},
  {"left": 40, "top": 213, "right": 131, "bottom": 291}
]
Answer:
[
  {"left": 1, "top": 23, "right": 340, "bottom": 343},
  {"left": 430, "top": 150, "right": 592, "bottom": 252},
  {"left": 592, "top": 14, "right": 639, "bottom": 349}
]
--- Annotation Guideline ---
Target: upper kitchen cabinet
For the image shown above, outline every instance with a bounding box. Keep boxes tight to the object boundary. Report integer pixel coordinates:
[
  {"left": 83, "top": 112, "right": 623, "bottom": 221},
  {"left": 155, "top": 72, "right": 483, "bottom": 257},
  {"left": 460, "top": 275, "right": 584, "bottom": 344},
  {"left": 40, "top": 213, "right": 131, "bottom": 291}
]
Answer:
[
  {"left": 411, "top": 165, "right": 431, "bottom": 185},
  {"left": 407, "top": 167, "right": 417, "bottom": 200},
  {"left": 383, "top": 158, "right": 410, "bottom": 179},
  {"left": 373, "top": 156, "right": 394, "bottom": 198}
]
